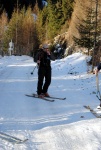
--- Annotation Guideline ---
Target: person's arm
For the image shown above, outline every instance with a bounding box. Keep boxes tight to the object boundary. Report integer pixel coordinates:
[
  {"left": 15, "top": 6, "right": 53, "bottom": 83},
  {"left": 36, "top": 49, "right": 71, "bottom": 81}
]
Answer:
[
  {"left": 50, "top": 53, "right": 55, "bottom": 61},
  {"left": 46, "top": 49, "right": 55, "bottom": 61}
]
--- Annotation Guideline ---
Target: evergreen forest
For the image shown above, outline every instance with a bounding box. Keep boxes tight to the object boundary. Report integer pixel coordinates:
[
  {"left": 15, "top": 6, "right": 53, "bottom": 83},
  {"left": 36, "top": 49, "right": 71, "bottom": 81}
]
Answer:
[{"left": 0, "top": 0, "right": 101, "bottom": 69}]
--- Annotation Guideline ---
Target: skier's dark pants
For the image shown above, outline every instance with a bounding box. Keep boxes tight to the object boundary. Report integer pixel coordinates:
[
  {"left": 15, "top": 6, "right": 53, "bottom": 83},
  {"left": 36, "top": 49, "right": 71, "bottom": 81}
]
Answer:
[{"left": 37, "top": 66, "right": 51, "bottom": 95}]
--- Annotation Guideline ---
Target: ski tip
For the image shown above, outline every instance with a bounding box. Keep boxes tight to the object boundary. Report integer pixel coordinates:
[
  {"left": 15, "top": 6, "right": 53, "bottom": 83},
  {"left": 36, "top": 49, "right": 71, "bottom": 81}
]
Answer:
[
  {"left": 60, "top": 97, "right": 66, "bottom": 100},
  {"left": 45, "top": 99, "right": 55, "bottom": 102},
  {"left": 16, "top": 138, "right": 28, "bottom": 144},
  {"left": 24, "top": 138, "right": 28, "bottom": 141},
  {"left": 84, "top": 105, "right": 90, "bottom": 109}
]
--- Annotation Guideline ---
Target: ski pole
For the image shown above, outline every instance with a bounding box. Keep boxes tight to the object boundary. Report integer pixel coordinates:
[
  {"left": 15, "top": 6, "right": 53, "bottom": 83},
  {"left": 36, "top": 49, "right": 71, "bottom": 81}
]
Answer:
[
  {"left": 31, "top": 65, "right": 37, "bottom": 75},
  {"left": 31, "top": 53, "right": 40, "bottom": 75},
  {"left": 96, "top": 74, "right": 101, "bottom": 106}
]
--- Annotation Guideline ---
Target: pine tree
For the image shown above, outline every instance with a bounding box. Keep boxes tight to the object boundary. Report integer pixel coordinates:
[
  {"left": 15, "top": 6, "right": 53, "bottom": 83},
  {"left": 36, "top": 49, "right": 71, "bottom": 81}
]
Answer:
[
  {"left": 62, "top": 0, "right": 74, "bottom": 21},
  {"left": 5, "top": 6, "right": 40, "bottom": 55},
  {"left": 0, "top": 11, "right": 8, "bottom": 54},
  {"left": 21, "top": 6, "right": 40, "bottom": 55},
  {"left": 36, "top": 2, "right": 48, "bottom": 43},
  {"left": 4, "top": 7, "right": 20, "bottom": 54},
  {"left": 74, "top": 2, "right": 100, "bottom": 56},
  {"left": 55, "top": 1, "right": 64, "bottom": 25},
  {"left": 47, "top": 0, "right": 62, "bottom": 40}
]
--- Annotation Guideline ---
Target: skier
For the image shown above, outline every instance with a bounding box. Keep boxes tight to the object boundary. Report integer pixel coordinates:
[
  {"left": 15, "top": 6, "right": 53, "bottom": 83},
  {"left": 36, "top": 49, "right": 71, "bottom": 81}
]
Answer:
[
  {"left": 95, "top": 63, "right": 101, "bottom": 75},
  {"left": 95, "top": 63, "right": 101, "bottom": 109},
  {"left": 36, "top": 44, "right": 55, "bottom": 98}
]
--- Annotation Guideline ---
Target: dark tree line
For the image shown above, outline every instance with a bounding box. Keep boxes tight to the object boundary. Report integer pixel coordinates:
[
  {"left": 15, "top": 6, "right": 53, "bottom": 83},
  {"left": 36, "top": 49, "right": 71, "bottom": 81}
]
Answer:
[{"left": 0, "top": 0, "right": 43, "bottom": 18}]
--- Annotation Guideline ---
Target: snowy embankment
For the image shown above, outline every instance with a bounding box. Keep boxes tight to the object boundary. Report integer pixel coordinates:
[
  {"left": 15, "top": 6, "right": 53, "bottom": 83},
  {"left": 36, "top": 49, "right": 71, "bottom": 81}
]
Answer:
[{"left": 0, "top": 53, "right": 101, "bottom": 150}]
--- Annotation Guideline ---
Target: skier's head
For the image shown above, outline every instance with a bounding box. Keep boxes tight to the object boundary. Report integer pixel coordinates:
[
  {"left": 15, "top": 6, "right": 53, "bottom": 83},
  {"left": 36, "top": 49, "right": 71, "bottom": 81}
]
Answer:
[
  {"left": 43, "top": 44, "right": 49, "bottom": 49},
  {"left": 42, "top": 44, "right": 50, "bottom": 53}
]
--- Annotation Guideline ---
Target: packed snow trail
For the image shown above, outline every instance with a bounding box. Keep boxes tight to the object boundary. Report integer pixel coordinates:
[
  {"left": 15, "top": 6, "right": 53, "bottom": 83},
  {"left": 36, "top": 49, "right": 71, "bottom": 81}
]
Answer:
[{"left": 0, "top": 54, "right": 101, "bottom": 150}]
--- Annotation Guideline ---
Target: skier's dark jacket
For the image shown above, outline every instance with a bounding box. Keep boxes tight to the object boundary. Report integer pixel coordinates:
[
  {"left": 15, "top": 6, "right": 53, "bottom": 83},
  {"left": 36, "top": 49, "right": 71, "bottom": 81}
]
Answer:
[
  {"left": 97, "top": 63, "right": 101, "bottom": 71},
  {"left": 37, "top": 49, "right": 55, "bottom": 67}
]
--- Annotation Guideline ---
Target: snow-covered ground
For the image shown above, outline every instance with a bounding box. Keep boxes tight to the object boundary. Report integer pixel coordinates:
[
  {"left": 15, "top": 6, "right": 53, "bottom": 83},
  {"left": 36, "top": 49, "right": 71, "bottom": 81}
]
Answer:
[{"left": 0, "top": 52, "right": 101, "bottom": 150}]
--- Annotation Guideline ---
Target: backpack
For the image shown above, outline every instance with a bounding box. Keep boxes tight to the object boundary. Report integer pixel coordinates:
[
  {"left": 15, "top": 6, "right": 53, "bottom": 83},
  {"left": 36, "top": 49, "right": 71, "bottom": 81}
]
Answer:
[{"left": 33, "top": 49, "right": 43, "bottom": 63}]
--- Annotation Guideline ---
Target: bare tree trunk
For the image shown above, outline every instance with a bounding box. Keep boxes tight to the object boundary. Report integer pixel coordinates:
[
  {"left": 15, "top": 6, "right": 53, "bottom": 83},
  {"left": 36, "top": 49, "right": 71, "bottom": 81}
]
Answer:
[{"left": 92, "top": 0, "right": 98, "bottom": 71}]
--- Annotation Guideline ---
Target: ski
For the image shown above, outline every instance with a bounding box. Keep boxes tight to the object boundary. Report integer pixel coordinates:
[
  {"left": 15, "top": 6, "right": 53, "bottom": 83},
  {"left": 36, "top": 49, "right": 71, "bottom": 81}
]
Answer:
[
  {"left": 47, "top": 96, "right": 66, "bottom": 100},
  {"left": 0, "top": 132, "right": 28, "bottom": 144},
  {"left": 32, "top": 93, "right": 66, "bottom": 100},
  {"left": 25, "top": 94, "right": 55, "bottom": 102},
  {"left": 84, "top": 105, "right": 101, "bottom": 118}
]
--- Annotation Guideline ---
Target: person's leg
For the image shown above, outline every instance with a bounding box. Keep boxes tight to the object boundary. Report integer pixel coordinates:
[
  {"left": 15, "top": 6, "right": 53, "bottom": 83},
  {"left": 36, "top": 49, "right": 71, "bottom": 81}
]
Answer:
[
  {"left": 37, "top": 67, "right": 45, "bottom": 95},
  {"left": 42, "top": 67, "right": 51, "bottom": 94}
]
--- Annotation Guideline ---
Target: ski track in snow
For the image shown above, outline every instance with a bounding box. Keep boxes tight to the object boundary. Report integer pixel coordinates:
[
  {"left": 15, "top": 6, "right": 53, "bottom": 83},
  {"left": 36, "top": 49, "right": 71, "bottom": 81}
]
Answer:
[{"left": 0, "top": 53, "right": 101, "bottom": 150}]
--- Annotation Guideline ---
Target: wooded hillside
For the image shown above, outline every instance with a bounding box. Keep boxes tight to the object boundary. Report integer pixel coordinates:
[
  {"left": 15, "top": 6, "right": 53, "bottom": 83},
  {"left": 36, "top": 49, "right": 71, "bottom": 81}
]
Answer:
[{"left": 0, "top": 0, "right": 101, "bottom": 67}]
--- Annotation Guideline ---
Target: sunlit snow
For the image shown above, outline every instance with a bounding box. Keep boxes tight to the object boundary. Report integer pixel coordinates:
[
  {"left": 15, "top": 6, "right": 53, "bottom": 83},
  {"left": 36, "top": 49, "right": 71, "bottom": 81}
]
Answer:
[{"left": 0, "top": 52, "right": 101, "bottom": 150}]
